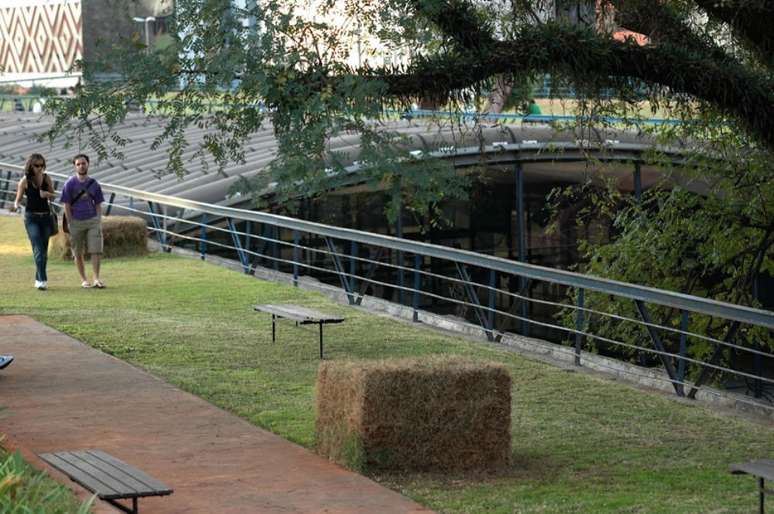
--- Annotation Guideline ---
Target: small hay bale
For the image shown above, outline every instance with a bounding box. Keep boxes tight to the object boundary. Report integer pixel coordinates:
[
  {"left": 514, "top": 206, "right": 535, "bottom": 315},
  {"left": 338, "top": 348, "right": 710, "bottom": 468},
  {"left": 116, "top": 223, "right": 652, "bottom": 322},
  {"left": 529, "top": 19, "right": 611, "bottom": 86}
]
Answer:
[
  {"left": 50, "top": 215, "right": 148, "bottom": 260},
  {"left": 315, "top": 356, "right": 511, "bottom": 473}
]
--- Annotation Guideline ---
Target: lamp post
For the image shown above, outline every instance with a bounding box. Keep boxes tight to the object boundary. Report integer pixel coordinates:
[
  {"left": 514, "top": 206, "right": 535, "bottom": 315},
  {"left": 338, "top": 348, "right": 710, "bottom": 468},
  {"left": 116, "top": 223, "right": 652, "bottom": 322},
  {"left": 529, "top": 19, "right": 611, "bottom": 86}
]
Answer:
[{"left": 132, "top": 16, "right": 157, "bottom": 48}]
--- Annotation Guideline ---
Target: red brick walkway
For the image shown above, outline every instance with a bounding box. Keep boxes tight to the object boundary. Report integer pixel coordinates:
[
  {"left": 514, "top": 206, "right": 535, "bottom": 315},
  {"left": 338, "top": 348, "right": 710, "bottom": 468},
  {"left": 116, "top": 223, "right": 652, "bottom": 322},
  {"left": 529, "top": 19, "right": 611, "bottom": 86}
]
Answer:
[{"left": 0, "top": 315, "right": 432, "bottom": 514}]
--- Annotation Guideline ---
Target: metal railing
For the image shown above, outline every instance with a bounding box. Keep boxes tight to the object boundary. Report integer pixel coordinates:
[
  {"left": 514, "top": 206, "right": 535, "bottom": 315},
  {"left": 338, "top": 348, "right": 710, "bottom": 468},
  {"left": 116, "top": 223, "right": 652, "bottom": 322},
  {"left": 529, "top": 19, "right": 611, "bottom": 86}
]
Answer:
[{"left": 2, "top": 162, "right": 772, "bottom": 412}]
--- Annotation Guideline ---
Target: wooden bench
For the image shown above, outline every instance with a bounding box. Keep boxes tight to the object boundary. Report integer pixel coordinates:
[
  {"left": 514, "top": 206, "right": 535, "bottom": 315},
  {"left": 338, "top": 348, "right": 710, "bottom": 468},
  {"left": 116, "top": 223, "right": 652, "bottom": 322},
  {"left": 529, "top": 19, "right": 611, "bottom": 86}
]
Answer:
[
  {"left": 730, "top": 459, "right": 774, "bottom": 514},
  {"left": 39, "top": 449, "right": 173, "bottom": 514},
  {"left": 254, "top": 304, "right": 345, "bottom": 359}
]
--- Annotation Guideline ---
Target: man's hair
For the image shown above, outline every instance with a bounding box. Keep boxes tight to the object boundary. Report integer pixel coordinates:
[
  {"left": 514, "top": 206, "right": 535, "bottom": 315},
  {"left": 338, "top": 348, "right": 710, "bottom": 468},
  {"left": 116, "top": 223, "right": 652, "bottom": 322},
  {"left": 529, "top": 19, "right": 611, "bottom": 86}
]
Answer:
[{"left": 72, "top": 153, "right": 90, "bottom": 164}]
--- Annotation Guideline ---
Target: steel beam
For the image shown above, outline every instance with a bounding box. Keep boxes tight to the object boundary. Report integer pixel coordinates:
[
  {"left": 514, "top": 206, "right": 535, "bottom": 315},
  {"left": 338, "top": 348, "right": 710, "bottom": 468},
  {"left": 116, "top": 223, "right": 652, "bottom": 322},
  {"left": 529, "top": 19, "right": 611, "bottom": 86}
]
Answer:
[
  {"left": 635, "top": 300, "right": 682, "bottom": 396},
  {"left": 324, "top": 237, "right": 355, "bottom": 304}
]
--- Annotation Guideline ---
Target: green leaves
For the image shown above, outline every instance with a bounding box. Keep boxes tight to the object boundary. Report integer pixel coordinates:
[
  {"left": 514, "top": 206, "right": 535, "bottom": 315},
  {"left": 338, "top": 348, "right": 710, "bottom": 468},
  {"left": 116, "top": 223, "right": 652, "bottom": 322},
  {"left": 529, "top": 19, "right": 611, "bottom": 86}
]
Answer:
[
  {"left": 40, "top": 0, "right": 774, "bottom": 228},
  {"left": 0, "top": 449, "right": 95, "bottom": 514}
]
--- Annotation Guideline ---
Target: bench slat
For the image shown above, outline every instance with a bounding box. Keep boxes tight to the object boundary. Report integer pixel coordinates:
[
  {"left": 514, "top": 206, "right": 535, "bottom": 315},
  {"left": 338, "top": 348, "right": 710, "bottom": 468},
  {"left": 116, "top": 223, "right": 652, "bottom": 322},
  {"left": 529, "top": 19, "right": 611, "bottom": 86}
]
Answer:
[
  {"left": 59, "top": 451, "right": 147, "bottom": 495},
  {"left": 730, "top": 459, "right": 774, "bottom": 480},
  {"left": 254, "top": 304, "right": 344, "bottom": 323},
  {"left": 76, "top": 450, "right": 172, "bottom": 495},
  {"left": 40, "top": 450, "right": 172, "bottom": 500},
  {"left": 40, "top": 452, "right": 128, "bottom": 499}
]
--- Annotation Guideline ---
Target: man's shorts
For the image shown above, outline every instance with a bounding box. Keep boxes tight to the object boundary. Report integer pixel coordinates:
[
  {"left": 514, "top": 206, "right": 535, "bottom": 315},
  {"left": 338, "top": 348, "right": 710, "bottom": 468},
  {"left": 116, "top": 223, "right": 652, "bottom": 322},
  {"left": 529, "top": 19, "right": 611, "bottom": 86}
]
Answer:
[{"left": 69, "top": 216, "right": 103, "bottom": 255}]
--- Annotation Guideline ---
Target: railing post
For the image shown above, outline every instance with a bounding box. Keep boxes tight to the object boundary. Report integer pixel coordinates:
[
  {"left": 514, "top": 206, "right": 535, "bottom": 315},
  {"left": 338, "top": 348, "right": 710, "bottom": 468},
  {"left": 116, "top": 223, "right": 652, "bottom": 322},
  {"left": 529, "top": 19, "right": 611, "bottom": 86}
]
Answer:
[
  {"left": 162, "top": 204, "right": 169, "bottom": 251},
  {"left": 487, "top": 270, "right": 496, "bottom": 336},
  {"left": 392, "top": 178, "right": 405, "bottom": 304},
  {"left": 273, "top": 225, "right": 279, "bottom": 271},
  {"left": 752, "top": 275, "right": 762, "bottom": 398},
  {"left": 105, "top": 192, "right": 116, "bottom": 216},
  {"left": 678, "top": 310, "right": 688, "bottom": 385},
  {"left": 200, "top": 213, "right": 208, "bottom": 260},
  {"left": 292, "top": 230, "right": 299, "bottom": 287},
  {"left": 413, "top": 254, "right": 421, "bottom": 322},
  {"left": 515, "top": 163, "right": 529, "bottom": 336},
  {"left": 245, "top": 221, "right": 252, "bottom": 256},
  {"left": 575, "top": 288, "right": 585, "bottom": 366},
  {"left": 350, "top": 241, "right": 358, "bottom": 300}
]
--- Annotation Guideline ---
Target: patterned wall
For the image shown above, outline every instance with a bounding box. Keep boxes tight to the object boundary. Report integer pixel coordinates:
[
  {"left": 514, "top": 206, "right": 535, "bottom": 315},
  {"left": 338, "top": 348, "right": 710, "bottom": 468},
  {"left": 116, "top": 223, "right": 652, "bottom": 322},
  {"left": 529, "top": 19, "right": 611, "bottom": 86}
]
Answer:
[{"left": 0, "top": 0, "right": 82, "bottom": 75}]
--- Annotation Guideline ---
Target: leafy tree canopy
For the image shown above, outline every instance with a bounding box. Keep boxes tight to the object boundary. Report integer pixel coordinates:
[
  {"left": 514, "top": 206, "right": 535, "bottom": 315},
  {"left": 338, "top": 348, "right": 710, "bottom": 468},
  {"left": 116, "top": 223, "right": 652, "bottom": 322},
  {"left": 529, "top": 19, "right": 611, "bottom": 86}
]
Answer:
[{"left": 43, "top": 0, "right": 774, "bottom": 182}]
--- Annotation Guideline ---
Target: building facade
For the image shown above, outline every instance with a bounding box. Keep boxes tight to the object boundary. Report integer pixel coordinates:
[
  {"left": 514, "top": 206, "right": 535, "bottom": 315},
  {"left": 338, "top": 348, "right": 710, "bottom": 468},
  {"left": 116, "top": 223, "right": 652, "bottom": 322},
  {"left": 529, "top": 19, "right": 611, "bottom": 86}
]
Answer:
[{"left": 0, "top": 0, "right": 172, "bottom": 88}]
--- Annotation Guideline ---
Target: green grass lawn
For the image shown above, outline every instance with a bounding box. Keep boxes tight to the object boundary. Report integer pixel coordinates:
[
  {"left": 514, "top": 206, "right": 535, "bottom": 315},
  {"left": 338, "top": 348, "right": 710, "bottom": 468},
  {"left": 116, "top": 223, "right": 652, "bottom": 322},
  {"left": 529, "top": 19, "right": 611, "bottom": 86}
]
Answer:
[{"left": 0, "top": 215, "right": 771, "bottom": 513}]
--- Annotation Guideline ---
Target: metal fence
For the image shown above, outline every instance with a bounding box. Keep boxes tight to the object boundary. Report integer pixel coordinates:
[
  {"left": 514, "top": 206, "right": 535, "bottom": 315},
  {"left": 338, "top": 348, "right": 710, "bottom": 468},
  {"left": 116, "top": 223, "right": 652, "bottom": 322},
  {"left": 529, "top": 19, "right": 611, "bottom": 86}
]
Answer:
[{"left": 1, "top": 162, "right": 773, "bottom": 413}]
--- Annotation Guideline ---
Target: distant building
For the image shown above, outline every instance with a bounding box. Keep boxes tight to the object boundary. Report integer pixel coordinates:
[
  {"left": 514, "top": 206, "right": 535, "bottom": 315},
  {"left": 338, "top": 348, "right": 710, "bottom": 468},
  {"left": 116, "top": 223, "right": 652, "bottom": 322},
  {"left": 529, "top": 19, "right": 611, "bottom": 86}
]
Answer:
[{"left": 0, "top": 0, "right": 173, "bottom": 88}]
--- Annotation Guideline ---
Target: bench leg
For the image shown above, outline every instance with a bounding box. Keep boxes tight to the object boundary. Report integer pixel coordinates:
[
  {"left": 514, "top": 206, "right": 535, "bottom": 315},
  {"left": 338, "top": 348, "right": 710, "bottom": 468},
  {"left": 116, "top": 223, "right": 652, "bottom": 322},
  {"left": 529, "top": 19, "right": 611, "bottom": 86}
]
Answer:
[
  {"left": 106, "top": 497, "right": 139, "bottom": 514},
  {"left": 760, "top": 477, "right": 765, "bottom": 514},
  {"left": 319, "top": 322, "right": 324, "bottom": 360},
  {"left": 272, "top": 314, "right": 276, "bottom": 343}
]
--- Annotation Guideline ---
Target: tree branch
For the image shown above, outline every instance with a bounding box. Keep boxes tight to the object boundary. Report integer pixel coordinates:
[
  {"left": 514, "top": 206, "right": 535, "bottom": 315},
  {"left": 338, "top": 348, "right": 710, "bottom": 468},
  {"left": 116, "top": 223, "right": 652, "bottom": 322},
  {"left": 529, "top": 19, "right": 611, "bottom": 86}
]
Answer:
[
  {"left": 694, "top": 0, "right": 774, "bottom": 69},
  {"left": 356, "top": 23, "right": 774, "bottom": 150},
  {"left": 409, "top": 0, "right": 495, "bottom": 51}
]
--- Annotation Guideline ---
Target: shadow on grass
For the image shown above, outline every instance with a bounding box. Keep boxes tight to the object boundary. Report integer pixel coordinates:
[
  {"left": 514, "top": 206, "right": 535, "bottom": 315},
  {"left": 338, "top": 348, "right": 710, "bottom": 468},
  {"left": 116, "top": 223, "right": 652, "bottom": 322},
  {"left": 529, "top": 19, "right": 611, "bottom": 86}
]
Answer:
[{"left": 370, "top": 450, "right": 566, "bottom": 488}]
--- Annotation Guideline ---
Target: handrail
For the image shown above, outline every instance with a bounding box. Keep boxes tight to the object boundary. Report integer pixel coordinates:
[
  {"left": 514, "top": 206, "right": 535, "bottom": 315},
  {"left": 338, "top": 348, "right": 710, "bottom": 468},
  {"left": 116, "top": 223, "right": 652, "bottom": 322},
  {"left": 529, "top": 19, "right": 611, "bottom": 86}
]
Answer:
[
  {"left": 383, "top": 109, "right": 685, "bottom": 126},
  {"left": 2, "top": 161, "right": 771, "bottom": 329}
]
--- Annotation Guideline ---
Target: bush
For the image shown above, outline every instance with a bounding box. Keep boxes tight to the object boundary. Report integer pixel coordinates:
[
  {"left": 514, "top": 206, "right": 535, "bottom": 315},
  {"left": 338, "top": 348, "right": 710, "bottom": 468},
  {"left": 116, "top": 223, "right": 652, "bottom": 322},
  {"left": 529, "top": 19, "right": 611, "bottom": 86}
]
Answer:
[{"left": 315, "top": 356, "right": 511, "bottom": 473}]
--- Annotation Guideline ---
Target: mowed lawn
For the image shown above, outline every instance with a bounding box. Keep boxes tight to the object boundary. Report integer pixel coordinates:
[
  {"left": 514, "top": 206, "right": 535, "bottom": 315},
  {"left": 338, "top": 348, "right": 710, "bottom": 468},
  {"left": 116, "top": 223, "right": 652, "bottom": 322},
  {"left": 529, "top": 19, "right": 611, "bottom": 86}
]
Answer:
[{"left": 0, "top": 215, "right": 771, "bottom": 514}]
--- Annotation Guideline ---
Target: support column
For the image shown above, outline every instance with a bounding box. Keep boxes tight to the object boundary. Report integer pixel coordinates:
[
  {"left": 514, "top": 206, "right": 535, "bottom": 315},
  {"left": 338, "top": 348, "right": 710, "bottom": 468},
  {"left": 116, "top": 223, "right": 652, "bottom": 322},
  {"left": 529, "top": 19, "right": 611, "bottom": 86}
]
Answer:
[
  {"left": 575, "top": 288, "right": 584, "bottom": 366},
  {"left": 634, "top": 162, "right": 642, "bottom": 201},
  {"left": 515, "top": 163, "right": 529, "bottom": 336},
  {"left": 199, "top": 213, "right": 208, "bottom": 260},
  {"left": 393, "top": 180, "right": 404, "bottom": 305}
]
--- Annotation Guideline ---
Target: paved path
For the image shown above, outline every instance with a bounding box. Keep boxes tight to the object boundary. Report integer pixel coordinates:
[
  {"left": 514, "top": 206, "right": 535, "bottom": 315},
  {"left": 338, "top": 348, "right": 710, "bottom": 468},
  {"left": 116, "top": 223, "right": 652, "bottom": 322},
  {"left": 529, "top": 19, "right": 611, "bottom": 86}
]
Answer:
[{"left": 0, "top": 315, "right": 432, "bottom": 514}]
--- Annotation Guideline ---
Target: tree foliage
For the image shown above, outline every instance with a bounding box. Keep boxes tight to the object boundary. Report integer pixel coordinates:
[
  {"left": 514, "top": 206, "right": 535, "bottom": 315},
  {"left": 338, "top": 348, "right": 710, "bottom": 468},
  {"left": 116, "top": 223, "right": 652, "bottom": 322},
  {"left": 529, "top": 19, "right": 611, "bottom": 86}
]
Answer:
[{"left": 43, "top": 0, "right": 774, "bottom": 182}]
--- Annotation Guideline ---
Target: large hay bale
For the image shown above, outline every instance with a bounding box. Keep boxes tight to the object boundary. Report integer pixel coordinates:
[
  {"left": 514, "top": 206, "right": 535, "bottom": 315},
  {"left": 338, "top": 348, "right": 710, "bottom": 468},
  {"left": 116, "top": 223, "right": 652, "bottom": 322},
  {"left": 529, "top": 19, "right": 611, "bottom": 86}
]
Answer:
[
  {"left": 316, "top": 356, "right": 511, "bottom": 473},
  {"left": 50, "top": 215, "right": 148, "bottom": 260}
]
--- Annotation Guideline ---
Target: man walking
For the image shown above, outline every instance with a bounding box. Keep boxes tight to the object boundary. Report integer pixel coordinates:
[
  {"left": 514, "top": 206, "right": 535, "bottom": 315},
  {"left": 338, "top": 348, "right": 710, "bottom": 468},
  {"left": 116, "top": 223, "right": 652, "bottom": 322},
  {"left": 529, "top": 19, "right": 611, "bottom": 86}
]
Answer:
[{"left": 61, "top": 154, "right": 106, "bottom": 288}]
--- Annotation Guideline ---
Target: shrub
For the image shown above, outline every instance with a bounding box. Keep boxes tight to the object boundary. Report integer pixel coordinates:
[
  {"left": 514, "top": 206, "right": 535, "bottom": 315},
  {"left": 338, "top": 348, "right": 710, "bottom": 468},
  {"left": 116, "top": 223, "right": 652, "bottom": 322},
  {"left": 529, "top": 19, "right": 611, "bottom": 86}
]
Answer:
[{"left": 0, "top": 447, "right": 94, "bottom": 513}]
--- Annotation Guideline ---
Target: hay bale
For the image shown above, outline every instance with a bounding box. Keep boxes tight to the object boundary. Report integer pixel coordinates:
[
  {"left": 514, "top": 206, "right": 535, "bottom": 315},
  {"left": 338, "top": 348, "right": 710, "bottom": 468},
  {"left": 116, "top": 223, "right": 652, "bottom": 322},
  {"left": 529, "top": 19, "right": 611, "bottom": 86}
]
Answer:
[
  {"left": 316, "top": 356, "right": 511, "bottom": 473},
  {"left": 50, "top": 215, "right": 148, "bottom": 260}
]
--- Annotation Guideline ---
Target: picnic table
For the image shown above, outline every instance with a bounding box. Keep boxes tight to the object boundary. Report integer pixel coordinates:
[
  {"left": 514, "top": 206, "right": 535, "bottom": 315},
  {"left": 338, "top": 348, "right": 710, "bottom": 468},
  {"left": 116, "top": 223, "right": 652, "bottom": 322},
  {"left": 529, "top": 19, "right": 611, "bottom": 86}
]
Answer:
[{"left": 254, "top": 304, "right": 345, "bottom": 359}]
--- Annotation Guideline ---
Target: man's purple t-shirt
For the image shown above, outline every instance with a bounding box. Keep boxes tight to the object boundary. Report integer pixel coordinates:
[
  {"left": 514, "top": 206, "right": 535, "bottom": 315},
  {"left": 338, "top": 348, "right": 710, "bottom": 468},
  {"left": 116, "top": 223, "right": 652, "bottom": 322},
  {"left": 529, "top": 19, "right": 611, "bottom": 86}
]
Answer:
[{"left": 60, "top": 176, "right": 105, "bottom": 220}]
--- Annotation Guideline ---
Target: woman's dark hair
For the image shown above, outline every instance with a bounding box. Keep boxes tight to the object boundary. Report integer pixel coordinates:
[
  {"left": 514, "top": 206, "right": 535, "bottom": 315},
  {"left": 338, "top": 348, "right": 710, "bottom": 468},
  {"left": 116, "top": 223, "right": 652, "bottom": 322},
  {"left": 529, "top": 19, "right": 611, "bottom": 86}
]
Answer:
[{"left": 24, "top": 153, "right": 47, "bottom": 183}]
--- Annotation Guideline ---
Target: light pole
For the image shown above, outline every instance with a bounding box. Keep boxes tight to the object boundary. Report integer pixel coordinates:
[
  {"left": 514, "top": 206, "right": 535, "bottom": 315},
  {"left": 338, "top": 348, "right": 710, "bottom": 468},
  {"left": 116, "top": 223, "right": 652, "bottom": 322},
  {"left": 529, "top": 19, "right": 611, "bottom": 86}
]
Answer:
[{"left": 132, "top": 16, "right": 156, "bottom": 48}]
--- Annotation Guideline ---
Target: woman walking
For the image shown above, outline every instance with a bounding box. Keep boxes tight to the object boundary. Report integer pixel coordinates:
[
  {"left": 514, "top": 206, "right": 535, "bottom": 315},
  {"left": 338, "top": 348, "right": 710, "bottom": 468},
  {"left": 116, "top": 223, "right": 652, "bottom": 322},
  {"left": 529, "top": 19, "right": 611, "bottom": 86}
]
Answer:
[{"left": 10, "top": 154, "right": 57, "bottom": 290}]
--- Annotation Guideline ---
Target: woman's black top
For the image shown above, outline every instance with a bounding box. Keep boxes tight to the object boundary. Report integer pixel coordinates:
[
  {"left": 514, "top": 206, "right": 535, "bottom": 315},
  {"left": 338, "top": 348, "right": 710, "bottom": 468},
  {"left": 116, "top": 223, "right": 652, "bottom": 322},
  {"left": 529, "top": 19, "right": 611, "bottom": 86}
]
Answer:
[{"left": 25, "top": 174, "right": 51, "bottom": 214}]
